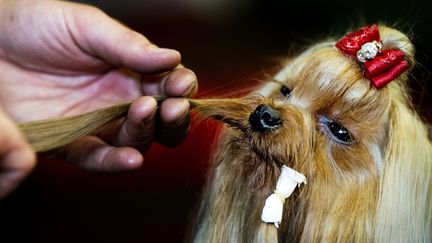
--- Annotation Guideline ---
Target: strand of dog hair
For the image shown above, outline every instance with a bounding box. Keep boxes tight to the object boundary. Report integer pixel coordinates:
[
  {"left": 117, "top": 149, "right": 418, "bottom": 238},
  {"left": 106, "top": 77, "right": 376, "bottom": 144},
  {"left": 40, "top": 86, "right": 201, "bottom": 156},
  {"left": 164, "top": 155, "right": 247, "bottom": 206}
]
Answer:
[
  {"left": 17, "top": 97, "right": 231, "bottom": 153},
  {"left": 17, "top": 101, "right": 133, "bottom": 152}
]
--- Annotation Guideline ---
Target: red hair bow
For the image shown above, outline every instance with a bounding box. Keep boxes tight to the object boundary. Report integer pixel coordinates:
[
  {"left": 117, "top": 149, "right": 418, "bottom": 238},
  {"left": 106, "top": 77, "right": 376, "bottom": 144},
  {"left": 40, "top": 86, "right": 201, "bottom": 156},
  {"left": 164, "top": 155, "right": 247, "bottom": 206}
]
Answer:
[{"left": 335, "top": 24, "right": 409, "bottom": 89}]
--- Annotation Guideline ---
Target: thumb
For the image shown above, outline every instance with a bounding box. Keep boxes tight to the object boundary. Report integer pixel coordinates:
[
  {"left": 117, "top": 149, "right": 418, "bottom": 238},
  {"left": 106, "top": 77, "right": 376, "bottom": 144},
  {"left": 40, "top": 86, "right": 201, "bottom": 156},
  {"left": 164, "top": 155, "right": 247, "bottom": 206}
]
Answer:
[
  {"left": 65, "top": 3, "right": 181, "bottom": 74},
  {"left": 0, "top": 108, "right": 36, "bottom": 199}
]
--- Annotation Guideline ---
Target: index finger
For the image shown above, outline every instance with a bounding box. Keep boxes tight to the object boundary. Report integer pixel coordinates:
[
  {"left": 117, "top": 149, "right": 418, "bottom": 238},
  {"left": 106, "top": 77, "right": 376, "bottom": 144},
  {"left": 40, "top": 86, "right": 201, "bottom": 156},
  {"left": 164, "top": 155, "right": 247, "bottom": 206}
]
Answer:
[{"left": 141, "top": 67, "right": 198, "bottom": 98}]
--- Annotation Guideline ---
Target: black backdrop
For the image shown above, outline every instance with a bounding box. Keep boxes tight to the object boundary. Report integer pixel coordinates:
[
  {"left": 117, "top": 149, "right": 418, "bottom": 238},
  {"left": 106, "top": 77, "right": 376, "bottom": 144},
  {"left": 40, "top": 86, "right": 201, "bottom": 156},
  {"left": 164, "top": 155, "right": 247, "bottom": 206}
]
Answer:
[{"left": 1, "top": 1, "right": 431, "bottom": 242}]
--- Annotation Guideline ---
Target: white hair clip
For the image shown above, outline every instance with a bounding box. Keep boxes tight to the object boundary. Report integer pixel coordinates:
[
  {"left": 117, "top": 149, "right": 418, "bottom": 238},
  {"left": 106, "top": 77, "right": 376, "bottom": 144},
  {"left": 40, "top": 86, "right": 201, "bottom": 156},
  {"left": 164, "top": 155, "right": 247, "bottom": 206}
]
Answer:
[{"left": 261, "top": 165, "right": 307, "bottom": 228}]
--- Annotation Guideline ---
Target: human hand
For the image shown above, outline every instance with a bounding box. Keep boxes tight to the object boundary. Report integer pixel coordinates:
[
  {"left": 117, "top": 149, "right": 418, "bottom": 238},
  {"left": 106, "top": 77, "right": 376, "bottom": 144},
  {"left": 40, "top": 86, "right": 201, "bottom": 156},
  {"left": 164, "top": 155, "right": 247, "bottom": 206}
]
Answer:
[{"left": 0, "top": 0, "right": 197, "bottom": 196}]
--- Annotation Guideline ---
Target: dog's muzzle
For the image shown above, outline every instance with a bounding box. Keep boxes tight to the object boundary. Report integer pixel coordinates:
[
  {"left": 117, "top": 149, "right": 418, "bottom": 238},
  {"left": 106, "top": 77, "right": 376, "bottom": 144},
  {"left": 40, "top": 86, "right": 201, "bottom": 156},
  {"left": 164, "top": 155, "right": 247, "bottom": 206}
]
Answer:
[{"left": 249, "top": 104, "right": 282, "bottom": 131}]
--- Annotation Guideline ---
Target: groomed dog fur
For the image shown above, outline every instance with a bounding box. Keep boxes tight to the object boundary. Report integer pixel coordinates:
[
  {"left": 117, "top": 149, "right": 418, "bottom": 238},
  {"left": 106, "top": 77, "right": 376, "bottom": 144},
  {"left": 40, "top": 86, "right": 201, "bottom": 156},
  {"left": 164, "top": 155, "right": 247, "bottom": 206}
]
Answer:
[
  {"left": 16, "top": 24, "right": 431, "bottom": 243},
  {"left": 191, "top": 25, "right": 432, "bottom": 242}
]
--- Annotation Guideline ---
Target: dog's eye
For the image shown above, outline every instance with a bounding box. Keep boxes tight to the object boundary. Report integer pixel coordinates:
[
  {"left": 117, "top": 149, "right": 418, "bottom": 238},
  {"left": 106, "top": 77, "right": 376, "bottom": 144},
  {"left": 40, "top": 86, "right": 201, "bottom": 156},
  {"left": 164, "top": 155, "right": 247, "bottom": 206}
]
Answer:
[
  {"left": 279, "top": 85, "right": 291, "bottom": 97},
  {"left": 319, "top": 117, "right": 355, "bottom": 144}
]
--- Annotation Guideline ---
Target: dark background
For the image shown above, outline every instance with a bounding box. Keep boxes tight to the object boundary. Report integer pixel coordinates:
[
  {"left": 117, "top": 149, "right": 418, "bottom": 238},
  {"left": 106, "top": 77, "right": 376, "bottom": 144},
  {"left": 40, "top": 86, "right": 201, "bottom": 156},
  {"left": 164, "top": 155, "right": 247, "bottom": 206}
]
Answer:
[{"left": 1, "top": 0, "right": 431, "bottom": 242}]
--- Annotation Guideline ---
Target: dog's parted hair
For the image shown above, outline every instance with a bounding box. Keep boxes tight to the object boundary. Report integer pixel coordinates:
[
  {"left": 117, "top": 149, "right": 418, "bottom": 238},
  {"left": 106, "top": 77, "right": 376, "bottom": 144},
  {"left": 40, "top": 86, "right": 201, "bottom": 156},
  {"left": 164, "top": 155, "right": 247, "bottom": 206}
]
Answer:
[{"left": 18, "top": 25, "right": 431, "bottom": 242}]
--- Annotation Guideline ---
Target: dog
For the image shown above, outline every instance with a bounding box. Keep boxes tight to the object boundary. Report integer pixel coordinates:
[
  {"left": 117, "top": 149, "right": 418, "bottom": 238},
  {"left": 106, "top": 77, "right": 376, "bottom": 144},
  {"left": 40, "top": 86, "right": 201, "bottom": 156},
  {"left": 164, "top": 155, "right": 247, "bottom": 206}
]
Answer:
[
  {"left": 16, "top": 23, "right": 431, "bottom": 243},
  {"left": 190, "top": 24, "right": 432, "bottom": 242}
]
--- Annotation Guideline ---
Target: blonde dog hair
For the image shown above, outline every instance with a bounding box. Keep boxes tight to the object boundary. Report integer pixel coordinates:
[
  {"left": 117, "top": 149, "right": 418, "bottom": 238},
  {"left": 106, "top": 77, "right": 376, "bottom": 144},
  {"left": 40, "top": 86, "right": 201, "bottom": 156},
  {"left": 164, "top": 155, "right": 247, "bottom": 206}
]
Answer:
[{"left": 189, "top": 25, "right": 432, "bottom": 242}]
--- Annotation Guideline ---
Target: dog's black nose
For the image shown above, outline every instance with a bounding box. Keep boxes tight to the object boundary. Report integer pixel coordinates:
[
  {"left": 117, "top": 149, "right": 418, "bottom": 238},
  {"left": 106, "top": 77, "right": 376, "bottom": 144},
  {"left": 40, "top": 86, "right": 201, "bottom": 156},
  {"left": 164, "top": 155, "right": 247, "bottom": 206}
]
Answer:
[{"left": 249, "top": 104, "right": 282, "bottom": 131}]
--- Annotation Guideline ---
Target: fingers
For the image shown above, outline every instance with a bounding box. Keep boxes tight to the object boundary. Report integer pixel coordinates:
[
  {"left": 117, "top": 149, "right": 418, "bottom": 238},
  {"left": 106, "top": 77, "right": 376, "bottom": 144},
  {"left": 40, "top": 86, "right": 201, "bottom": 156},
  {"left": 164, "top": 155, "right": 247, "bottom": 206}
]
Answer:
[
  {"left": 59, "top": 3, "right": 197, "bottom": 167},
  {"left": 0, "top": 109, "right": 36, "bottom": 199},
  {"left": 141, "top": 67, "right": 198, "bottom": 98},
  {"left": 66, "top": 4, "right": 181, "bottom": 74},
  {"left": 98, "top": 97, "right": 190, "bottom": 151},
  {"left": 108, "top": 96, "right": 157, "bottom": 152},
  {"left": 62, "top": 97, "right": 159, "bottom": 172},
  {"left": 156, "top": 98, "right": 191, "bottom": 147},
  {"left": 62, "top": 136, "right": 143, "bottom": 172}
]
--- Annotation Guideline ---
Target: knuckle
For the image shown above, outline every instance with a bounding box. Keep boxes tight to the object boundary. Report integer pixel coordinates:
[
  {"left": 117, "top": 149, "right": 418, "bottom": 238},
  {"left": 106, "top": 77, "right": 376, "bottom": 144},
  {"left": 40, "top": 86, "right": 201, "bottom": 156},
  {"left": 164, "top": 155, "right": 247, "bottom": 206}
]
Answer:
[
  {"left": 124, "top": 30, "right": 147, "bottom": 43},
  {"left": 123, "top": 30, "right": 152, "bottom": 51}
]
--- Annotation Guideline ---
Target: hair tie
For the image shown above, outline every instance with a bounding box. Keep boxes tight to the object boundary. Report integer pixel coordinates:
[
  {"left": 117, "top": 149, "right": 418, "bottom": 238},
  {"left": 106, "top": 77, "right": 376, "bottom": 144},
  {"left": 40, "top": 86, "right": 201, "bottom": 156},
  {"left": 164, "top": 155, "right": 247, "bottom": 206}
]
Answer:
[
  {"left": 261, "top": 165, "right": 307, "bottom": 228},
  {"left": 335, "top": 24, "right": 409, "bottom": 89}
]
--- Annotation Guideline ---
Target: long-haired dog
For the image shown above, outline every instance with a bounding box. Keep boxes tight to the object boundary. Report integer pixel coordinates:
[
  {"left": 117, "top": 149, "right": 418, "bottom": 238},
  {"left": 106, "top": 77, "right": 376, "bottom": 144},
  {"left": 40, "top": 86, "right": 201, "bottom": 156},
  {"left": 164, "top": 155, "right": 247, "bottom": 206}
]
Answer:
[
  {"left": 191, "top": 25, "right": 432, "bottom": 242},
  {"left": 17, "top": 24, "right": 431, "bottom": 242}
]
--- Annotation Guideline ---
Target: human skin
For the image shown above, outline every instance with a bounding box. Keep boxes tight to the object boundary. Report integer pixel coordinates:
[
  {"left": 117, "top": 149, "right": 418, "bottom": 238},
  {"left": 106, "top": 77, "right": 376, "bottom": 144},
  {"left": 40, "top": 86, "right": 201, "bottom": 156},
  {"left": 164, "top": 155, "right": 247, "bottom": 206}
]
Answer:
[{"left": 0, "top": 0, "right": 198, "bottom": 198}]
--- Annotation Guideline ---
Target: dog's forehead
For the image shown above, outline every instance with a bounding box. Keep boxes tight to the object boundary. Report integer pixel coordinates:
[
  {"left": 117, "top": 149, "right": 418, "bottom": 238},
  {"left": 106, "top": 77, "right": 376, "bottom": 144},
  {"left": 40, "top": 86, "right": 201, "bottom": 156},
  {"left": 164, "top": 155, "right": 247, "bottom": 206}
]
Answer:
[
  {"left": 291, "top": 46, "right": 379, "bottom": 104},
  {"left": 259, "top": 44, "right": 390, "bottom": 126},
  {"left": 257, "top": 40, "right": 392, "bottom": 110}
]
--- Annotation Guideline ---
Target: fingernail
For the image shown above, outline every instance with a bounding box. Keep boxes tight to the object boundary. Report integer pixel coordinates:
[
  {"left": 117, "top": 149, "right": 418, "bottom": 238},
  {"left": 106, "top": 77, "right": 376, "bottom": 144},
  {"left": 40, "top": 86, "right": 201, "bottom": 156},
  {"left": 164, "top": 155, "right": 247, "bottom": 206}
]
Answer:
[
  {"left": 169, "top": 100, "right": 191, "bottom": 126},
  {"left": 170, "top": 110, "right": 190, "bottom": 127},
  {"left": 143, "top": 108, "right": 157, "bottom": 125},
  {"left": 181, "top": 74, "right": 197, "bottom": 96}
]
